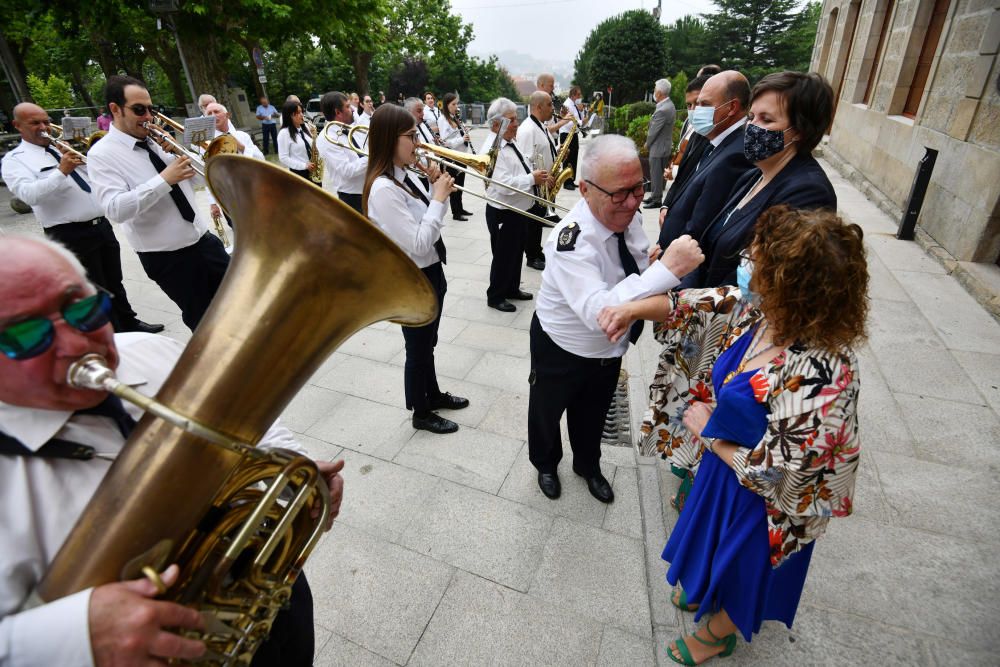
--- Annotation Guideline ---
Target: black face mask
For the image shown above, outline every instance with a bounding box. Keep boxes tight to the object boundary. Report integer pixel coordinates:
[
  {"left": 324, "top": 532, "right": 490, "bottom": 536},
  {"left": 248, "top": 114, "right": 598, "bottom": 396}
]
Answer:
[{"left": 743, "top": 123, "right": 795, "bottom": 163}]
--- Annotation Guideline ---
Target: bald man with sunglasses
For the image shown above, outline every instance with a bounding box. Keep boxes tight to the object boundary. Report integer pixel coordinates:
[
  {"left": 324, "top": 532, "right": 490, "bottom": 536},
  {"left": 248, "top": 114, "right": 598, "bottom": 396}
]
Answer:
[{"left": 0, "top": 236, "right": 345, "bottom": 667}]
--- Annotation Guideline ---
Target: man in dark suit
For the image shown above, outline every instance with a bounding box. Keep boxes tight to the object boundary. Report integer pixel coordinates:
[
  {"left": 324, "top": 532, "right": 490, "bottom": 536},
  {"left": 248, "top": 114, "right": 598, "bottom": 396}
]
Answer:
[
  {"left": 643, "top": 78, "right": 676, "bottom": 208},
  {"left": 658, "top": 74, "right": 712, "bottom": 219},
  {"left": 655, "top": 71, "right": 753, "bottom": 250}
]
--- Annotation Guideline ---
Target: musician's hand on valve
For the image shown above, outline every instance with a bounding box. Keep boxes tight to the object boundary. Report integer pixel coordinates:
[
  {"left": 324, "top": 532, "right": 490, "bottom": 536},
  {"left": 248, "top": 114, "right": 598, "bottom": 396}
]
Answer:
[
  {"left": 423, "top": 161, "right": 442, "bottom": 182},
  {"left": 161, "top": 156, "right": 195, "bottom": 185},
  {"left": 210, "top": 204, "right": 221, "bottom": 219},
  {"left": 89, "top": 564, "right": 206, "bottom": 666},
  {"left": 531, "top": 169, "right": 547, "bottom": 186},
  {"left": 315, "top": 459, "right": 345, "bottom": 530},
  {"left": 660, "top": 234, "right": 704, "bottom": 278},
  {"left": 431, "top": 172, "right": 455, "bottom": 202},
  {"left": 57, "top": 149, "right": 83, "bottom": 176},
  {"left": 306, "top": 161, "right": 316, "bottom": 172}
]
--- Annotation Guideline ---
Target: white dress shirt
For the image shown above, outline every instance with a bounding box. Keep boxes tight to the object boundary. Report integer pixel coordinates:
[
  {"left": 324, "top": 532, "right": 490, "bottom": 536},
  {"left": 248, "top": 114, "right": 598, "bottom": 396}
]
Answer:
[
  {"left": 423, "top": 104, "right": 440, "bottom": 132},
  {"left": 560, "top": 98, "right": 583, "bottom": 136},
  {"left": 0, "top": 333, "right": 304, "bottom": 667},
  {"left": 438, "top": 118, "right": 468, "bottom": 153},
  {"left": 86, "top": 125, "right": 209, "bottom": 252},
  {"left": 319, "top": 125, "right": 368, "bottom": 195},
  {"left": 277, "top": 126, "right": 312, "bottom": 171},
  {"left": 203, "top": 128, "right": 264, "bottom": 208},
  {"left": 356, "top": 110, "right": 372, "bottom": 127},
  {"left": 710, "top": 117, "right": 747, "bottom": 149},
  {"left": 516, "top": 115, "right": 556, "bottom": 171},
  {"left": 366, "top": 167, "right": 446, "bottom": 269},
  {"left": 0, "top": 140, "right": 103, "bottom": 226},
  {"left": 536, "top": 200, "right": 680, "bottom": 358},
  {"left": 486, "top": 139, "right": 535, "bottom": 211}
]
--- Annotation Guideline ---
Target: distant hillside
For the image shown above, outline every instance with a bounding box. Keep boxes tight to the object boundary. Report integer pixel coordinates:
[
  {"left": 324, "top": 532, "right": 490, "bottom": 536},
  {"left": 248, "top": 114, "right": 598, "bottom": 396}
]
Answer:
[{"left": 471, "top": 49, "right": 574, "bottom": 83}]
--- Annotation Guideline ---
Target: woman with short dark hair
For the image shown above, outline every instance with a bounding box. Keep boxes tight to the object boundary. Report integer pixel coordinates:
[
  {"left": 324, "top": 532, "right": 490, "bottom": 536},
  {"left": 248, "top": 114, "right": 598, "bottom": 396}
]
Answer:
[{"left": 599, "top": 205, "right": 868, "bottom": 664}]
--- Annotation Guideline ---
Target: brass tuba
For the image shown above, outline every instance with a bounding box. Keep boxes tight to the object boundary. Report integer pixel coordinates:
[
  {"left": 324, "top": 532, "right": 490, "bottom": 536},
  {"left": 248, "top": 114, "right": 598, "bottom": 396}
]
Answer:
[{"left": 37, "top": 155, "right": 438, "bottom": 665}]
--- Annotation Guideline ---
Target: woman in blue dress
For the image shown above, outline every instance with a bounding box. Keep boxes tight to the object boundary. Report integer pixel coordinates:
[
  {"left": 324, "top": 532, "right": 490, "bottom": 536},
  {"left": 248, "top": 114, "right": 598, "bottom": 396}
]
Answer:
[{"left": 598, "top": 205, "right": 869, "bottom": 664}]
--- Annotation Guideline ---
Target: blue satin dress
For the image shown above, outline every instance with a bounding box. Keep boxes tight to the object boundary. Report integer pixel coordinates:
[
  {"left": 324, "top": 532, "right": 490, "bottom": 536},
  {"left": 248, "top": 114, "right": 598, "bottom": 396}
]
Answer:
[{"left": 661, "top": 326, "right": 815, "bottom": 641}]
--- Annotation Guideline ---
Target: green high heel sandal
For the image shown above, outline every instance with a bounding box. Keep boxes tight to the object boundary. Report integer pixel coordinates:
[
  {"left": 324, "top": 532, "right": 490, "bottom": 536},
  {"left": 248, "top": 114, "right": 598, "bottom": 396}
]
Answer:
[
  {"left": 671, "top": 588, "right": 700, "bottom": 612},
  {"left": 669, "top": 465, "right": 694, "bottom": 512},
  {"left": 666, "top": 618, "right": 738, "bottom": 666}
]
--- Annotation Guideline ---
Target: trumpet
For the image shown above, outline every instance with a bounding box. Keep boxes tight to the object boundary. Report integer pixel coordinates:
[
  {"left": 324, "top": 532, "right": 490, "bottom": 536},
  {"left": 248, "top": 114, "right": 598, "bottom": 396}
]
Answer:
[
  {"left": 41, "top": 131, "right": 88, "bottom": 164},
  {"left": 142, "top": 122, "right": 239, "bottom": 177},
  {"left": 44, "top": 123, "right": 107, "bottom": 163},
  {"left": 211, "top": 208, "right": 231, "bottom": 248}
]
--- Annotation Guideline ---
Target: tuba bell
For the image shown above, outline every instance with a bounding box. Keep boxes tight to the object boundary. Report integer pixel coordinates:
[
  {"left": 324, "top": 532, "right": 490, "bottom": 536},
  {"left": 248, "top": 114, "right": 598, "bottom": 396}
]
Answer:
[{"left": 36, "top": 155, "right": 438, "bottom": 665}]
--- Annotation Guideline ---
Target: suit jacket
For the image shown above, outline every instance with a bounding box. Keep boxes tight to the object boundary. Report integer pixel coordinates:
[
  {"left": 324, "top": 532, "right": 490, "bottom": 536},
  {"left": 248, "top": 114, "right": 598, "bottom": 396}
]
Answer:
[
  {"left": 656, "top": 124, "right": 754, "bottom": 249},
  {"left": 679, "top": 152, "right": 837, "bottom": 289},
  {"left": 646, "top": 98, "right": 676, "bottom": 159},
  {"left": 662, "top": 132, "right": 709, "bottom": 210}
]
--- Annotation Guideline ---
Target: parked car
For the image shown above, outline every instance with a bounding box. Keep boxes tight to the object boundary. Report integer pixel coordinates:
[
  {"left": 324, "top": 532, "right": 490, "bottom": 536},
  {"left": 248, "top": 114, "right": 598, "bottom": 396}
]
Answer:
[{"left": 305, "top": 97, "right": 325, "bottom": 130}]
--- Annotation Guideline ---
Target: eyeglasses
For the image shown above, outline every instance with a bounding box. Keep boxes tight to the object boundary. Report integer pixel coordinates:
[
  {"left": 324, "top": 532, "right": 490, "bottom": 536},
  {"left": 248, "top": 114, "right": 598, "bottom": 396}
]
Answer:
[
  {"left": 127, "top": 104, "right": 156, "bottom": 117},
  {"left": 400, "top": 130, "right": 418, "bottom": 141},
  {"left": 0, "top": 289, "right": 112, "bottom": 360},
  {"left": 584, "top": 179, "right": 648, "bottom": 204}
]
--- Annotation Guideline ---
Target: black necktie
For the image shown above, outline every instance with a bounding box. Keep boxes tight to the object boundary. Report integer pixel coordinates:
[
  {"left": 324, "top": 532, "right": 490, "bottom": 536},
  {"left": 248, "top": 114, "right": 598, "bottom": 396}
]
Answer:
[
  {"left": 75, "top": 394, "right": 137, "bottom": 438},
  {"left": 615, "top": 232, "right": 644, "bottom": 344},
  {"left": 506, "top": 143, "right": 538, "bottom": 196},
  {"left": 697, "top": 144, "right": 715, "bottom": 171},
  {"left": 403, "top": 174, "right": 447, "bottom": 264},
  {"left": 134, "top": 141, "right": 196, "bottom": 222},
  {"left": 44, "top": 146, "right": 91, "bottom": 192}
]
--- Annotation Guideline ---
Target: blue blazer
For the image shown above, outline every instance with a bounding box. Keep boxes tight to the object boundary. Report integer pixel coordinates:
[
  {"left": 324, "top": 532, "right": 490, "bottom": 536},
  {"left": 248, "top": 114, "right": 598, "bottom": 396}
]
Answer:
[
  {"left": 661, "top": 132, "right": 709, "bottom": 210},
  {"left": 679, "top": 152, "right": 837, "bottom": 289},
  {"left": 656, "top": 125, "right": 754, "bottom": 249}
]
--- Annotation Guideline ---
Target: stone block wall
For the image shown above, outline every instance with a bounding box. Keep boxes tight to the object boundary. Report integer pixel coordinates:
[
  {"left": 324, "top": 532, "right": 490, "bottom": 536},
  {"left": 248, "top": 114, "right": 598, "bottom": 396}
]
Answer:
[{"left": 814, "top": 0, "right": 1000, "bottom": 263}]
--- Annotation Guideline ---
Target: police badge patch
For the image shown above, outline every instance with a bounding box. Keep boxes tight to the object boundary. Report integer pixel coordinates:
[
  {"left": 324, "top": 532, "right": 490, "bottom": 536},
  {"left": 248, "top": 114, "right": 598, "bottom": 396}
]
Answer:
[{"left": 556, "top": 222, "right": 581, "bottom": 251}]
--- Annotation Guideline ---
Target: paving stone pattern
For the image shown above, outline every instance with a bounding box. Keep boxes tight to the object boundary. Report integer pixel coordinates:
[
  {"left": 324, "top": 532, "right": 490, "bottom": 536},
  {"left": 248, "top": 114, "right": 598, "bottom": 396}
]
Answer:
[{"left": 3, "top": 136, "right": 997, "bottom": 665}]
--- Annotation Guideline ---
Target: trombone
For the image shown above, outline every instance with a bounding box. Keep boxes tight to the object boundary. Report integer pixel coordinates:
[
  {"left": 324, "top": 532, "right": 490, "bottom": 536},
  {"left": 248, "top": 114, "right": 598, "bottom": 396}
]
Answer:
[
  {"left": 322, "top": 123, "right": 559, "bottom": 228},
  {"left": 43, "top": 123, "right": 108, "bottom": 164},
  {"left": 141, "top": 120, "right": 239, "bottom": 177}
]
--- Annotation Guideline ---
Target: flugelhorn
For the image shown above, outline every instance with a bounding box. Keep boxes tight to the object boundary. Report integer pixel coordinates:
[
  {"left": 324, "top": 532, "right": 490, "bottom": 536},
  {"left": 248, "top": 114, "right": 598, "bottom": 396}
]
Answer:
[
  {"left": 142, "top": 122, "right": 239, "bottom": 177},
  {"left": 37, "top": 155, "right": 438, "bottom": 666}
]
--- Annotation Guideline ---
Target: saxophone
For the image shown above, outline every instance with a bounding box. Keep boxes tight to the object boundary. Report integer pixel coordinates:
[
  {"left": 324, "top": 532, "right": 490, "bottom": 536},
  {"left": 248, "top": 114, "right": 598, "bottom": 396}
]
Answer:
[
  {"left": 37, "top": 155, "right": 438, "bottom": 666},
  {"left": 306, "top": 121, "right": 324, "bottom": 184},
  {"left": 542, "top": 115, "right": 578, "bottom": 206}
]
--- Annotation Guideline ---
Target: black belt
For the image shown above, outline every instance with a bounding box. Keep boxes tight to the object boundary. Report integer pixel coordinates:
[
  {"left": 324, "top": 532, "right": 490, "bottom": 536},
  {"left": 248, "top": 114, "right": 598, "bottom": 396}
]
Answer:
[{"left": 49, "top": 217, "right": 105, "bottom": 230}]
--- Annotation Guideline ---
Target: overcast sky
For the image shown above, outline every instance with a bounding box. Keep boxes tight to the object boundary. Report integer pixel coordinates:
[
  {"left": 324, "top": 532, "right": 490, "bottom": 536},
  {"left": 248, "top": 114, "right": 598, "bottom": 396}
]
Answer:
[{"left": 452, "top": 0, "right": 719, "bottom": 69}]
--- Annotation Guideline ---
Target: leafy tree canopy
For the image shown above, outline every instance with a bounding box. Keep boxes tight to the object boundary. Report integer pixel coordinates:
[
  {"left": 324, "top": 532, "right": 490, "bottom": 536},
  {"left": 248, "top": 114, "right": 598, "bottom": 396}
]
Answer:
[{"left": 574, "top": 10, "right": 670, "bottom": 104}]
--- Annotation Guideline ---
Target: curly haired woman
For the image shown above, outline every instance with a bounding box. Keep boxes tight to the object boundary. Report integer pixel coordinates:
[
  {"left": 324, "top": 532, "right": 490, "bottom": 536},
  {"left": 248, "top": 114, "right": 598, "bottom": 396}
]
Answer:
[{"left": 598, "top": 205, "right": 868, "bottom": 664}]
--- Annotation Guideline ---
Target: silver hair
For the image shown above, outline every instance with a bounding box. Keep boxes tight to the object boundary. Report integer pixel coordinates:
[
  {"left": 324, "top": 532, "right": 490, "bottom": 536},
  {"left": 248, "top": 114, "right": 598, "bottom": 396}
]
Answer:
[
  {"left": 403, "top": 97, "right": 424, "bottom": 113},
  {"left": 654, "top": 78, "right": 672, "bottom": 97},
  {"left": 2, "top": 234, "right": 88, "bottom": 281},
  {"left": 198, "top": 93, "right": 216, "bottom": 109},
  {"left": 487, "top": 97, "right": 516, "bottom": 129},
  {"left": 579, "top": 134, "right": 639, "bottom": 183}
]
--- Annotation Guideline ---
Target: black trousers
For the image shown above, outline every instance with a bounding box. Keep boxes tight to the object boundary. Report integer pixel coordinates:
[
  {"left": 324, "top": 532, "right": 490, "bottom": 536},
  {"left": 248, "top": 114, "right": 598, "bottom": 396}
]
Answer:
[
  {"left": 446, "top": 167, "right": 466, "bottom": 216},
  {"left": 137, "top": 233, "right": 230, "bottom": 331},
  {"left": 485, "top": 205, "right": 526, "bottom": 304},
  {"left": 522, "top": 203, "right": 547, "bottom": 263},
  {"left": 527, "top": 314, "right": 621, "bottom": 476},
  {"left": 401, "top": 262, "right": 446, "bottom": 413},
  {"left": 249, "top": 574, "right": 314, "bottom": 666},
  {"left": 261, "top": 124, "right": 278, "bottom": 155},
  {"left": 44, "top": 218, "right": 140, "bottom": 331},
  {"left": 337, "top": 191, "right": 363, "bottom": 215},
  {"left": 290, "top": 168, "right": 311, "bottom": 181}
]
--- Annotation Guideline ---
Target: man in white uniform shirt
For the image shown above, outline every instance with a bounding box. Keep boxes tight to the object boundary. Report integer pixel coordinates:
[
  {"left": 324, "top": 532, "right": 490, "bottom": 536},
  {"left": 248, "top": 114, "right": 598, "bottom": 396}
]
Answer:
[
  {"left": 535, "top": 73, "right": 571, "bottom": 136},
  {"left": 0, "top": 236, "right": 345, "bottom": 667},
  {"left": 422, "top": 91, "right": 441, "bottom": 138},
  {"left": 516, "top": 90, "right": 559, "bottom": 272},
  {"left": 483, "top": 98, "right": 547, "bottom": 313},
  {"left": 318, "top": 91, "right": 368, "bottom": 213},
  {"left": 528, "top": 135, "right": 703, "bottom": 502},
  {"left": 558, "top": 86, "right": 585, "bottom": 190},
  {"left": 87, "top": 75, "right": 231, "bottom": 332},
  {"left": 202, "top": 102, "right": 264, "bottom": 237},
  {"left": 1, "top": 103, "right": 163, "bottom": 335},
  {"left": 404, "top": 98, "right": 434, "bottom": 188}
]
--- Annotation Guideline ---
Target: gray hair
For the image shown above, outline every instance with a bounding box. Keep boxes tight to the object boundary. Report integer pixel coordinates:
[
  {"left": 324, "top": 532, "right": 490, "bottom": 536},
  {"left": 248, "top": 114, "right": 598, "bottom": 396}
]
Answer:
[
  {"left": 654, "top": 78, "right": 672, "bottom": 97},
  {"left": 1, "top": 234, "right": 88, "bottom": 280},
  {"left": 198, "top": 93, "right": 216, "bottom": 110},
  {"left": 579, "top": 134, "right": 639, "bottom": 182},
  {"left": 487, "top": 97, "right": 516, "bottom": 129},
  {"left": 403, "top": 97, "right": 424, "bottom": 113}
]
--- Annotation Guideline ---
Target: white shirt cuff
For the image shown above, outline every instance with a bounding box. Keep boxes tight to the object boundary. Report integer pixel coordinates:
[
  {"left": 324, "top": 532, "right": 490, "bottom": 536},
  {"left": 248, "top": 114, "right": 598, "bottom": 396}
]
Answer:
[
  {"left": 6, "top": 588, "right": 95, "bottom": 667},
  {"left": 639, "top": 259, "right": 679, "bottom": 293}
]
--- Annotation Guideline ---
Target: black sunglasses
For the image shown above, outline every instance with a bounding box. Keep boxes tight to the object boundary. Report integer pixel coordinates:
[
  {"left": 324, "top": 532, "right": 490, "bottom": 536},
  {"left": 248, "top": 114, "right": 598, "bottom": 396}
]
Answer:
[
  {"left": 127, "top": 104, "right": 156, "bottom": 117},
  {"left": 584, "top": 179, "right": 648, "bottom": 204},
  {"left": 0, "top": 289, "right": 113, "bottom": 360}
]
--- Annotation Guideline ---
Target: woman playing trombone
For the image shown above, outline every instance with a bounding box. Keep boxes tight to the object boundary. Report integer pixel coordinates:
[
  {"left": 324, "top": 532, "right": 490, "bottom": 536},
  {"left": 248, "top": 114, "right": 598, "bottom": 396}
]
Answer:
[{"left": 363, "top": 104, "right": 470, "bottom": 435}]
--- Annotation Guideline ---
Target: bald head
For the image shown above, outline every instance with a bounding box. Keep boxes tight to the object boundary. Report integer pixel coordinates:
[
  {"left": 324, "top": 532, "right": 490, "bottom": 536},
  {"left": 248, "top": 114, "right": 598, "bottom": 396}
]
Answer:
[
  {"left": 12, "top": 103, "right": 52, "bottom": 146},
  {"left": 696, "top": 70, "right": 750, "bottom": 138},
  {"left": 529, "top": 90, "right": 554, "bottom": 122},
  {"left": 536, "top": 73, "right": 554, "bottom": 95}
]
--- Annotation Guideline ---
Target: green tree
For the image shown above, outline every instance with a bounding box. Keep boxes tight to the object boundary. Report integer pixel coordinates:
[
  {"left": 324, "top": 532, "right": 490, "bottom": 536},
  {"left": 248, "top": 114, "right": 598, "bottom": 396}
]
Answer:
[
  {"left": 701, "top": 0, "right": 801, "bottom": 81},
  {"left": 573, "top": 10, "right": 669, "bottom": 104},
  {"left": 669, "top": 71, "right": 688, "bottom": 111},
  {"left": 779, "top": 1, "right": 821, "bottom": 73},
  {"left": 26, "top": 72, "right": 75, "bottom": 109},
  {"left": 663, "top": 15, "right": 714, "bottom": 76}
]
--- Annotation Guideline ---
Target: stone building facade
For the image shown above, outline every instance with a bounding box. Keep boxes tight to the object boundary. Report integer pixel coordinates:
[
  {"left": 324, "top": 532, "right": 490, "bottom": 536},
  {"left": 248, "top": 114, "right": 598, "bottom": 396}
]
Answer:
[{"left": 812, "top": 0, "right": 1000, "bottom": 265}]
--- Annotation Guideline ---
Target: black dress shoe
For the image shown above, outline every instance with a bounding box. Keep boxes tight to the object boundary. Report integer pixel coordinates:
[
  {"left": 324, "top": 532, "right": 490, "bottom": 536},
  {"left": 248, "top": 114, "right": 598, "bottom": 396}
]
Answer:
[
  {"left": 459, "top": 209, "right": 474, "bottom": 216},
  {"left": 538, "top": 472, "right": 561, "bottom": 499},
  {"left": 563, "top": 182, "right": 576, "bottom": 191},
  {"left": 121, "top": 319, "right": 165, "bottom": 334},
  {"left": 577, "top": 470, "right": 614, "bottom": 503},
  {"left": 642, "top": 202, "right": 661, "bottom": 209},
  {"left": 429, "top": 392, "right": 470, "bottom": 410},
  {"left": 488, "top": 300, "right": 516, "bottom": 312},
  {"left": 509, "top": 290, "right": 533, "bottom": 301},
  {"left": 526, "top": 258, "right": 546, "bottom": 271},
  {"left": 452, "top": 214, "right": 469, "bottom": 221},
  {"left": 412, "top": 411, "right": 459, "bottom": 434}
]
